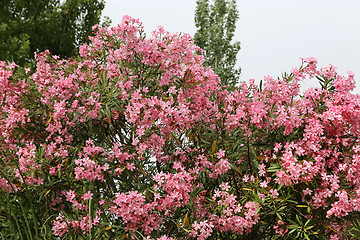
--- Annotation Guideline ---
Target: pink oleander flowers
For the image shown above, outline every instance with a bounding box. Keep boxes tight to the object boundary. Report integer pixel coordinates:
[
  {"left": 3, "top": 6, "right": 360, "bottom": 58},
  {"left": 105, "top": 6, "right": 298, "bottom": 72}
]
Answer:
[{"left": 0, "top": 15, "right": 359, "bottom": 239}]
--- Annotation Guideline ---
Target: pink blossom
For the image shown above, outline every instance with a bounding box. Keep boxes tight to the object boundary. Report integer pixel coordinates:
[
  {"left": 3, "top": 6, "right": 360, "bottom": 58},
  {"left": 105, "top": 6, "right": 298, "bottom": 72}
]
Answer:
[{"left": 81, "top": 191, "right": 93, "bottom": 201}]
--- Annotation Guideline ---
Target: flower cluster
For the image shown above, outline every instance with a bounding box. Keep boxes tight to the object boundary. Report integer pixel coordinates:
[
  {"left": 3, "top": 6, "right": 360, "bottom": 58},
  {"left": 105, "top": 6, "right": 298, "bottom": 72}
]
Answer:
[{"left": 1, "top": 15, "right": 359, "bottom": 239}]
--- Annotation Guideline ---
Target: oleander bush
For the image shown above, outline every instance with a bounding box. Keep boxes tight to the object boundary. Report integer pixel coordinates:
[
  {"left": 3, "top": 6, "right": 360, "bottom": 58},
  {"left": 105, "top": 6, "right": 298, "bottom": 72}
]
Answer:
[{"left": 0, "top": 16, "right": 360, "bottom": 239}]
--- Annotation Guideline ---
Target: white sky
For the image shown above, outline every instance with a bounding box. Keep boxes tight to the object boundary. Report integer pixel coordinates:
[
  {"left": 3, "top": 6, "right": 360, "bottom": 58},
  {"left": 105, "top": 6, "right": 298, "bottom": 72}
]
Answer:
[{"left": 103, "top": 0, "right": 360, "bottom": 93}]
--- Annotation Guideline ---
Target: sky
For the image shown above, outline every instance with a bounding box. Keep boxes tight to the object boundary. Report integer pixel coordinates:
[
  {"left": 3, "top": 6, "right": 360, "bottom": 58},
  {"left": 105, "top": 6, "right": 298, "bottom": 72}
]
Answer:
[{"left": 102, "top": 0, "right": 360, "bottom": 93}]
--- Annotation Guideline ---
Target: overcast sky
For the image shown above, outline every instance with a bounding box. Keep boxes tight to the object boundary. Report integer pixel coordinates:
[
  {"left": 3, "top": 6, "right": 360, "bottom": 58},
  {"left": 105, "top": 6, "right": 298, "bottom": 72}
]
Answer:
[{"left": 103, "top": 0, "right": 360, "bottom": 93}]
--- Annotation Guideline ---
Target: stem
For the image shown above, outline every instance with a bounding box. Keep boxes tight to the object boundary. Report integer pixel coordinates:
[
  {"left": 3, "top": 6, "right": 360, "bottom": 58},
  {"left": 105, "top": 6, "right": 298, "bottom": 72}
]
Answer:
[
  {"left": 247, "top": 138, "right": 252, "bottom": 174},
  {"left": 89, "top": 197, "right": 92, "bottom": 240},
  {"left": 6, "top": 194, "right": 24, "bottom": 240}
]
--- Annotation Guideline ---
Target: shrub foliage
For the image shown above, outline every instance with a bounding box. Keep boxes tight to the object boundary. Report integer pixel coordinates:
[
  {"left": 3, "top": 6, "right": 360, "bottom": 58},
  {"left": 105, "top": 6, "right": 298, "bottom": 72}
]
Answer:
[{"left": 0, "top": 16, "right": 359, "bottom": 239}]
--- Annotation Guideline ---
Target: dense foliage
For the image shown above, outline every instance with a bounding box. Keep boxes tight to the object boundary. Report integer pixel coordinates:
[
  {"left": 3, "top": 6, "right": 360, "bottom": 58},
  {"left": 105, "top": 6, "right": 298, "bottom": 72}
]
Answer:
[
  {"left": 194, "top": 0, "right": 241, "bottom": 90},
  {"left": 0, "top": 0, "right": 108, "bottom": 66},
  {"left": 0, "top": 16, "right": 360, "bottom": 239}
]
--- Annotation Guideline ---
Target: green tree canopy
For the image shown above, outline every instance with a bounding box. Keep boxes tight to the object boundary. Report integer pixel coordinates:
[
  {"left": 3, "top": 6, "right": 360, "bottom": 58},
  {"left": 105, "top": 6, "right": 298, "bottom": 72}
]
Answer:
[
  {"left": 0, "top": 0, "right": 109, "bottom": 66},
  {"left": 194, "top": 0, "right": 241, "bottom": 90}
]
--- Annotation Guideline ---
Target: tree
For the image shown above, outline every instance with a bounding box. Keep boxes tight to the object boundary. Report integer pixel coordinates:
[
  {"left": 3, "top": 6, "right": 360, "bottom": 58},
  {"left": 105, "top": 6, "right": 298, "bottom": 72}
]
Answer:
[
  {"left": 194, "top": 0, "right": 241, "bottom": 90},
  {"left": 1, "top": 16, "right": 360, "bottom": 239},
  {"left": 0, "top": 0, "right": 109, "bottom": 66}
]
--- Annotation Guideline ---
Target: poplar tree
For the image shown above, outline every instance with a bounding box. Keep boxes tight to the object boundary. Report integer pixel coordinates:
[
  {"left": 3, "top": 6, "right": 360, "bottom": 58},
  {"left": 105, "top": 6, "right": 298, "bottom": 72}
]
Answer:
[{"left": 194, "top": 0, "right": 241, "bottom": 90}]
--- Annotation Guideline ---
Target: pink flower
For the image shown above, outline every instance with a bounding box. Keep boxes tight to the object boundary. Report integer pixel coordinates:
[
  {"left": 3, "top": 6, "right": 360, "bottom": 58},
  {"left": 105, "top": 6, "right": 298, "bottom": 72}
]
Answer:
[
  {"left": 270, "top": 189, "right": 279, "bottom": 198},
  {"left": 260, "top": 180, "right": 268, "bottom": 188},
  {"left": 190, "top": 220, "right": 214, "bottom": 240},
  {"left": 303, "top": 188, "right": 312, "bottom": 196},
  {"left": 243, "top": 175, "right": 249, "bottom": 182},
  {"left": 81, "top": 191, "right": 93, "bottom": 201},
  {"left": 258, "top": 193, "right": 266, "bottom": 201},
  {"left": 258, "top": 164, "right": 266, "bottom": 177},
  {"left": 49, "top": 167, "right": 58, "bottom": 176},
  {"left": 52, "top": 215, "right": 69, "bottom": 237}
]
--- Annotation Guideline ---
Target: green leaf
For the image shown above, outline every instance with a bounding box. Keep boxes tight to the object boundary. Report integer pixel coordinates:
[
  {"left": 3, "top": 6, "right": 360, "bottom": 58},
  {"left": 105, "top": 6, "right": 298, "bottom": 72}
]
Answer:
[{"left": 229, "top": 163, "right": 241, "bottom": 174}]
